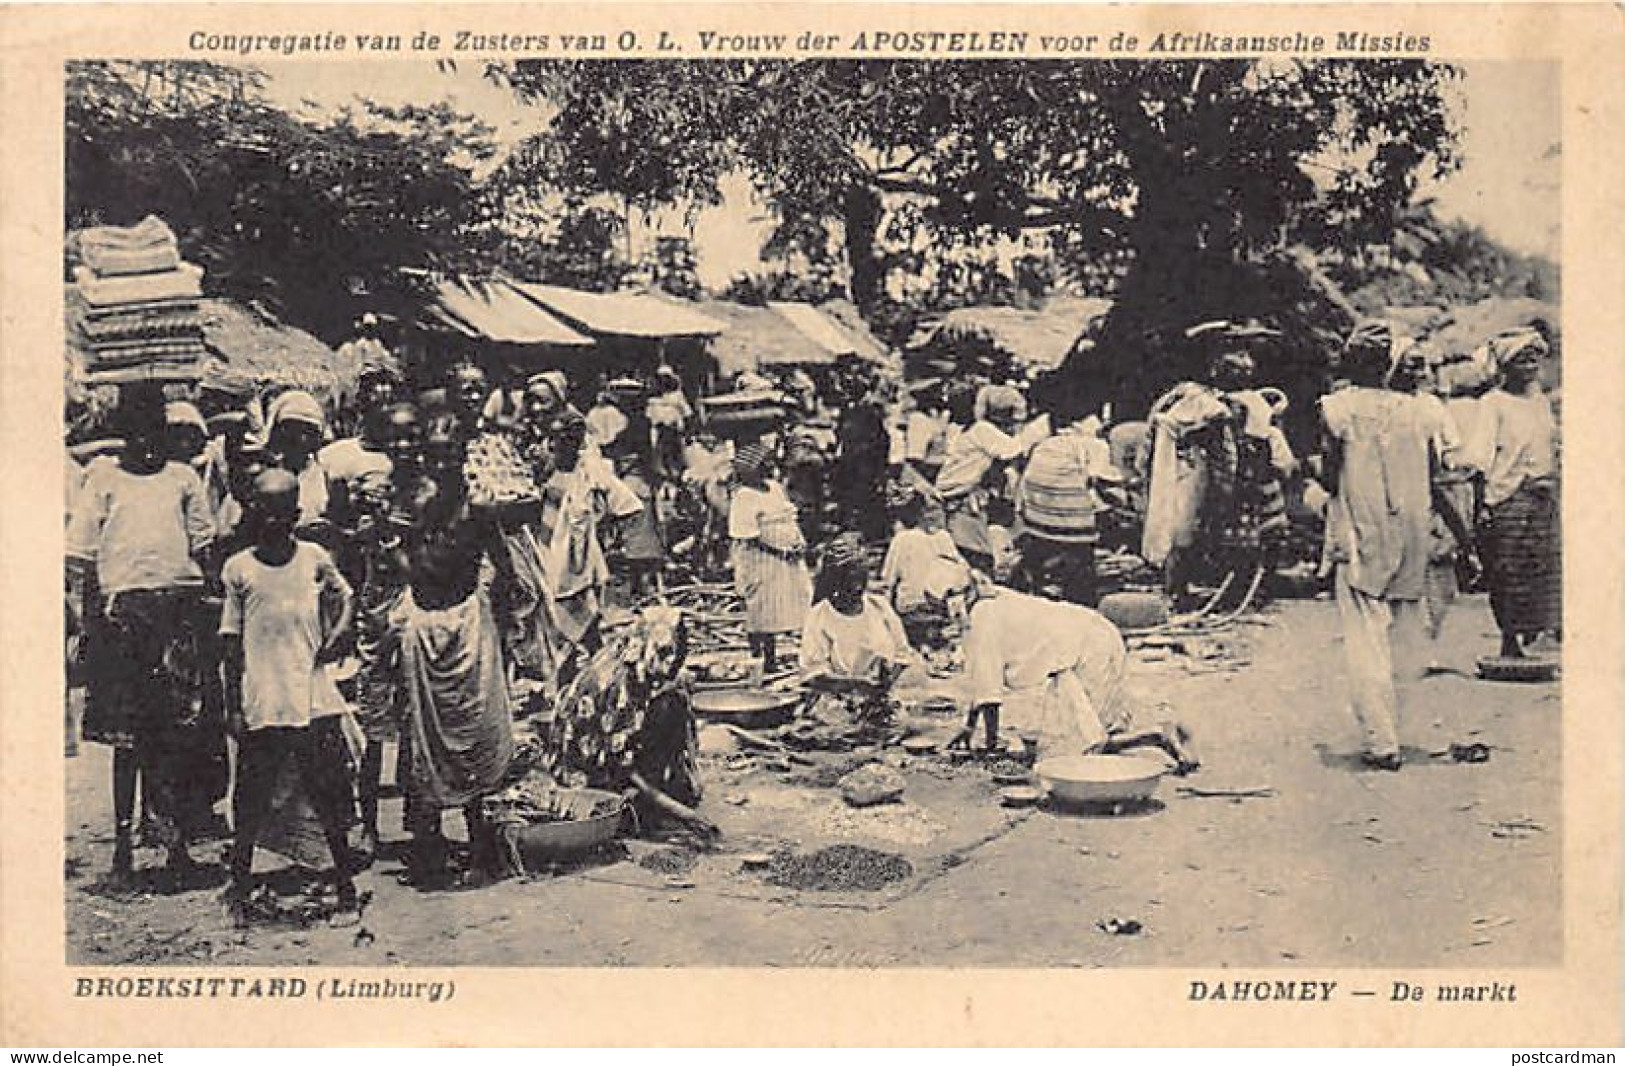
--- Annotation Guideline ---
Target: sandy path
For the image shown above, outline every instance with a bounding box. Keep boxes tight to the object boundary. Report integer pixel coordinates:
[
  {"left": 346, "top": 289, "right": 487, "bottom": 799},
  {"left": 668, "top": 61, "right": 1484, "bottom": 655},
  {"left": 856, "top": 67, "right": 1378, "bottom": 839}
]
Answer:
[{"left": 65, "top": 594, "right": 1559, "bottom": 968}]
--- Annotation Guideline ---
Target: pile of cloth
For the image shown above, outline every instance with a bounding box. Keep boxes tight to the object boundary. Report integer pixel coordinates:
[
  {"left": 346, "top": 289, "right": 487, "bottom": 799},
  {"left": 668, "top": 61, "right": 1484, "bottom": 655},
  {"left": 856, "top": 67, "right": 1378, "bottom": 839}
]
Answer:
[{"left": 70, "top": 216, "right": 207, "bottom": 383}]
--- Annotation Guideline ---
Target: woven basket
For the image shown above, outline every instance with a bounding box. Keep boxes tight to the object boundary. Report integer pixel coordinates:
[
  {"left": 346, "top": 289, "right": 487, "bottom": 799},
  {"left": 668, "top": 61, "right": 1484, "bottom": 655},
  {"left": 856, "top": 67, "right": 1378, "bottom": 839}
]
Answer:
[{"left": 1098, "top": 591, "right": 1169, "bottom": 631}]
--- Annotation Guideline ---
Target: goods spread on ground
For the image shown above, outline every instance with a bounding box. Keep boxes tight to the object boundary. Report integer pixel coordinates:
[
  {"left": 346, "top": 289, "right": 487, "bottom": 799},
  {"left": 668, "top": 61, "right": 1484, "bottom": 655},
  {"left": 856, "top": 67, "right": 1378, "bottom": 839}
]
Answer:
[{"left": 764, "top": 844, "right": 914, "bottom": 892}]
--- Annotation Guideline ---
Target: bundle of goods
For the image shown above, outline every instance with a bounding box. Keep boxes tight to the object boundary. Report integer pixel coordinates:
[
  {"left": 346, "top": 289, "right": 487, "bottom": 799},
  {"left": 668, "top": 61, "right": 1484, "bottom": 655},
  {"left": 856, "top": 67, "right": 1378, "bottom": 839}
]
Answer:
[
  {"left": 70, "top": 216, "right": 207, "bottom": 384},
  {"left": 699, "top": 389, "right": 787, "bottom": 439},
  {"left": 484, "top": 777, "right": 625, "bottom": 825}
]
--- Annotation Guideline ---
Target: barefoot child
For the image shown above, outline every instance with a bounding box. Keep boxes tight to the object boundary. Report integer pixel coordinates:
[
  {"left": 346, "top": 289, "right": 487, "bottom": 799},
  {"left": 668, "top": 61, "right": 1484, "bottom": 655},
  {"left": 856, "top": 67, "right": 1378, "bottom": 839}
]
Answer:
[{"left": 221, "top": 469, "right": 358, "bottom": 913}]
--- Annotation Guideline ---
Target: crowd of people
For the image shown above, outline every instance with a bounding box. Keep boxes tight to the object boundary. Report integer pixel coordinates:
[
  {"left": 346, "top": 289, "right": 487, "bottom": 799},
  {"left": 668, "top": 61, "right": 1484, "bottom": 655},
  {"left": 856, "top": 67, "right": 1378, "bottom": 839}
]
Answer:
[{"left": 62, "top": 314, "right": 1560, "bottom": 915}]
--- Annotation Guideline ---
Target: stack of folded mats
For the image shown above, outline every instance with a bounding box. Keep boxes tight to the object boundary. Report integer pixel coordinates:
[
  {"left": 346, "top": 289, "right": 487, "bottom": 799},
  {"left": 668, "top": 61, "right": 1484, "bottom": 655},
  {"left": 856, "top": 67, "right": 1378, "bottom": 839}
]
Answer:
[{"left": 70, "top": 216, "right": 207, "bottom": 380}]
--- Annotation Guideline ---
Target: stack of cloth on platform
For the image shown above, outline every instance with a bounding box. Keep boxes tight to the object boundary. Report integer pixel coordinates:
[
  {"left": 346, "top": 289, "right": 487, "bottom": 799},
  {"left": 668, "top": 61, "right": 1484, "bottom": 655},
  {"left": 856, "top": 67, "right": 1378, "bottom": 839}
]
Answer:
[{"left": 70, "top": 217, "right": 207, "bottom": 383}]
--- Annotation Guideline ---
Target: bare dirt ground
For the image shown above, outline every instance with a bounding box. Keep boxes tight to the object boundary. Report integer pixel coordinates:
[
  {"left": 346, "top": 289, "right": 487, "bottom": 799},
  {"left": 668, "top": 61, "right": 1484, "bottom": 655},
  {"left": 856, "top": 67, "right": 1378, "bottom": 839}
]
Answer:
[{"left": 65, "top": 593, "right": 1560, "bottom": 968}]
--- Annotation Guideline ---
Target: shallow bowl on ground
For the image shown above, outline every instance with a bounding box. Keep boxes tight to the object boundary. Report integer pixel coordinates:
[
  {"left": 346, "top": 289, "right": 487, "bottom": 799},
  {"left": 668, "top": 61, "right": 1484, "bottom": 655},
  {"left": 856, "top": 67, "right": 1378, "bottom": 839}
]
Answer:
[
  {"left": 1035, "top": 754, "right": 1167, "bottom": 807},
  {"left": 1000, "top": 785, "right": 1043, "bottom": 808},
  {"left": 691, "top": 687, "right": 801, "bottom": 729},
  {"left": 689, "top": 656, "right": 759, "bottom": 692},
  {"left": 511, "top": 788, "right": 625, "bottom": 866}
]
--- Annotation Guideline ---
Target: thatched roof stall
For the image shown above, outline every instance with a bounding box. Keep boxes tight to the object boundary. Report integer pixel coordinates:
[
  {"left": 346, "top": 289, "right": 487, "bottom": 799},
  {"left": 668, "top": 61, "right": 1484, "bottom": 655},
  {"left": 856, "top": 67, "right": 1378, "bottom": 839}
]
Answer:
[
  {"left": 429, "top": 277, "right": 593, "bottom": 348},
  {"left": 195, "top": 299, "right": 371, "bottom": 405},
  {"left": 910, "top": 296, "right": 1113, "bottom": 377},
  {"left": 768, "top": 300, "right": 888, "bottom": 364},
  {"left": 702, "top": 301, "right": 830, "bottom": 377},
  {"left": 510, "top": 283, "right": 728, "bottom": 341},
  {"left": 700, "top": 298, "right": 888, "bottom": 377},
  {"left": 811, "top": 299, "right": 890, "bottom": 360}
]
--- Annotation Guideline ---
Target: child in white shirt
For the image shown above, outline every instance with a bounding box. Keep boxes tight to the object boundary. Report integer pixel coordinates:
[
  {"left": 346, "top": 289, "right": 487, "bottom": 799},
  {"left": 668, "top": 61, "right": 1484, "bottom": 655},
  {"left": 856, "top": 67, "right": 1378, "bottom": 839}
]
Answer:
[{"left": 220, "top": 469, "right": 357, "bottom": 914}]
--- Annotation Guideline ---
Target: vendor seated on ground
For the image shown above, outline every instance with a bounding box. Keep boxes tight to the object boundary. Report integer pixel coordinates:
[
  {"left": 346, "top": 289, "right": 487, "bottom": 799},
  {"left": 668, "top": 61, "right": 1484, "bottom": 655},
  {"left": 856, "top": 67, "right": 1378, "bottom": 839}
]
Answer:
[
  {"left": 530, "top": 606, "right": 716, "bottom": 844},
  {"left": 951, "top": 572, "right": 1199, "bottom": 773},
  {"left": 799, "top": 534, "right": 918, "bottom": 720},
  {"left": 879, "top": 488, "right": 972, "bottom": 650}
]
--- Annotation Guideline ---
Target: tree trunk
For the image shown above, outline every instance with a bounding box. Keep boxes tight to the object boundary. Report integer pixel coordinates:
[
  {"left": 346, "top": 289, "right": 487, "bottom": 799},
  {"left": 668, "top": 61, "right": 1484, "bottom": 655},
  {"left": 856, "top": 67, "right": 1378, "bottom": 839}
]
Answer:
[{"left": 843, "top": 183, "right": 885, "bottom": 314}]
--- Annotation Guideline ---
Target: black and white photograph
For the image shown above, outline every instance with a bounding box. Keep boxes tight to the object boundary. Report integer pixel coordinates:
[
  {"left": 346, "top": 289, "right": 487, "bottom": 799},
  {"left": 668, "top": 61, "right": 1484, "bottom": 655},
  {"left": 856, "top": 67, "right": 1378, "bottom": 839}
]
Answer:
[{"left": 59, "top": 53, "right": 1564, "bottom": 971}]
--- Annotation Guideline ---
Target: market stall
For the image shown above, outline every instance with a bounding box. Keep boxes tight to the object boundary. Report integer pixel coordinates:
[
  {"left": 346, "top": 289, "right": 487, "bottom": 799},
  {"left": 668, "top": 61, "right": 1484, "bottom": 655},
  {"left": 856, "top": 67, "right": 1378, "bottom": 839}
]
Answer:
[
  {"left": 907, "top": 296, "right": 1113, "bottom": 379},
  {"left": 418, "top": 276, "right": 595, "bottom": 389},
  {"left": 701, "top": 297, "right": 888, "bottom": 378},
  {"left": 507, "top": 280, "right": 727, "bottom": 402}
]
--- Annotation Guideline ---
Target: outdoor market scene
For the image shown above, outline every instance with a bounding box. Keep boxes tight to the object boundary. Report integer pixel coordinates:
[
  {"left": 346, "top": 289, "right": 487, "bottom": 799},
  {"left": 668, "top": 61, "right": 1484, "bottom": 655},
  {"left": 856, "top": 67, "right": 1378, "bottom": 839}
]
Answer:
[{"left": 62, "top": 57, "right": 1561, "bottom": 967}]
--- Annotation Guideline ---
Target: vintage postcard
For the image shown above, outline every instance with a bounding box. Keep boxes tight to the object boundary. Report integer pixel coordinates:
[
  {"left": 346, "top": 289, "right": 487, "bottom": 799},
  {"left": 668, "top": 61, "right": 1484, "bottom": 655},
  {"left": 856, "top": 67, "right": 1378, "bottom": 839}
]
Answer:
[{"left": 1, "top": 0, "right": 1621, "bottom": 1048}]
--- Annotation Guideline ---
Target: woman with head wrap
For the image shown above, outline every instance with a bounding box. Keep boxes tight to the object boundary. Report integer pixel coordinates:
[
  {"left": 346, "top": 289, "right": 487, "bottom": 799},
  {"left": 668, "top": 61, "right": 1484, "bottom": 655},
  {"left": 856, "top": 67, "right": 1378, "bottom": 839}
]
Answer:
[
  {"left": 799, "top": 534, "right": 916, "bottom": 732},
  {"left": 831, "top": 367, "right": 892, "bottom": 544},
  {"left": 1318, "top": 321, "right": 1437, "bottom": 770},
  {"left": 1013, "top": 380, "right": 1116, "bottom": 606},
  {"left": 1459, "top": 328, "right": 1560, "bottom": 658},
  {"left": 585, "top": 384, "right": 633, "bottom": 454},
  {"left": 164, "top": 401, "right": 209, "bottom": 468},
  {"left": 337, "top": 400, "right": 423, "bottom": 859},
  {"left": 728, "top": 441, "right": 811, "bottom": 672},
  {"left": 169, "top": 399, "right": 234, "bottom": 547},
  {"left": 880, "top": 485, "right": 972, "bottom": 649},
  {"left": 1387, "top": 342, "right": 1482, "bottom": 670},
  {"left": 608, "top": 441, "right": 667, "bottom": 602},
  {"left": 319, "top": 378, "right": 395, "bottom": 510},
  {"left": 1142, "top": 344, "right": 1287, "bottom": 608},
  {"left": 499, "top": 605, "right": 716, "bottom": 856},
  {"left": 646, "top": 366, "right": 693, "bottom": 483},
  {"left": 951, "top": 572, "right": 1198, "bottom": 770},
  {"left": 265, "top": 389, "right": 333, "bottom": 536},
  {"left": 66, "top": 385, "right": 222, "bottom": 881}
]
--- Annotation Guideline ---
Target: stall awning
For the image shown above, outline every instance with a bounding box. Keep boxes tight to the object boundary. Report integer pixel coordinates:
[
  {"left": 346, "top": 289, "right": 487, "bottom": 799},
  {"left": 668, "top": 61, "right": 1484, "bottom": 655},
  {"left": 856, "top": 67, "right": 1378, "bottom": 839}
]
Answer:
[
  {"left": 697, "top": 301, "right": 831, "bottom": 375},
  {"left": 431, "top": 278, "right": 593, "bottom": 346},
  {"left": 509, "top": 281, "right": 727, "bottom": 339},
  {"left": 914, "top": 297, "right": 1113, "bottom": 371},
  {"left": 767, "top": 300, "right": 888, "bottom": 363}
]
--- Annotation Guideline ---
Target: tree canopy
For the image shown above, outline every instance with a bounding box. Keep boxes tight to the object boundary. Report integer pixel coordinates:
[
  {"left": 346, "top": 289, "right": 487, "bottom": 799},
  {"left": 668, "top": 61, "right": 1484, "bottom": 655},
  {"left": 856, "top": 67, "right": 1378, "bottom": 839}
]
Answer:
[
  {"left": 67, "top": 57, "right": 1472, "bottom": 409},
  {"left": 66, "top": 60, "right": 499, "bottom": 342},
  {"left": 490, "top": 58, "right": 1464, "bottom": 402}
]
